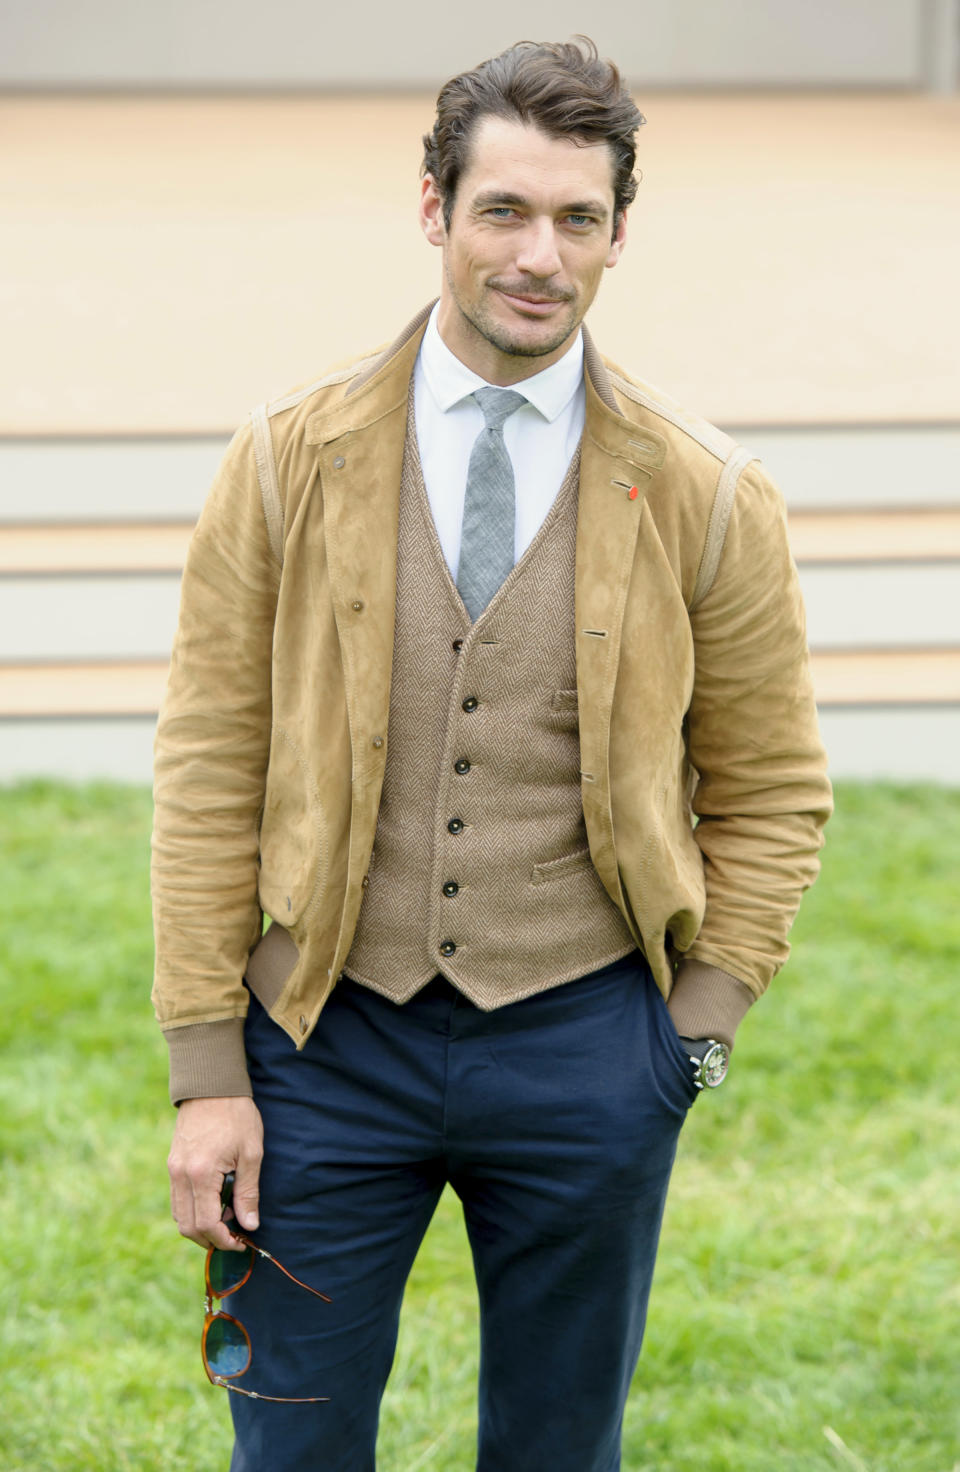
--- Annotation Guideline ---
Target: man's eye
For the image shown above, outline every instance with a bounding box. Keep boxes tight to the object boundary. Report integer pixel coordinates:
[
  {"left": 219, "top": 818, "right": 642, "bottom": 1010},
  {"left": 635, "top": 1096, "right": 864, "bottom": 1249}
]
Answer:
[
  {"left": 488, "top": 207, "right": 515, "bottom": 219},
  {"left": 565, "top": 214, "right": 591, "bottom": 227}
]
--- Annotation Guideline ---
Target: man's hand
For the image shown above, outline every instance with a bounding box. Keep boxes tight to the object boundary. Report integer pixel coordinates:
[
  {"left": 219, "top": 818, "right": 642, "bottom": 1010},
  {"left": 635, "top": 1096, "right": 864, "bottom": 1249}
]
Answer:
[{"left": 168, "top": 1096, "right": 264, "bottom": 1252}]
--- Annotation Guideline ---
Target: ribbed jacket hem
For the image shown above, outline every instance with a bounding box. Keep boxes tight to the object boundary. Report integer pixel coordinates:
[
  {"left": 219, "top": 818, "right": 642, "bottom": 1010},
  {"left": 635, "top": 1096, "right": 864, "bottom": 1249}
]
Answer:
[
  {"left": 666, "top": 961, "right": 755, "bottom": 1050},
  {"left": 164, "top": 1017, "right": 251, "bottom": 1106}
]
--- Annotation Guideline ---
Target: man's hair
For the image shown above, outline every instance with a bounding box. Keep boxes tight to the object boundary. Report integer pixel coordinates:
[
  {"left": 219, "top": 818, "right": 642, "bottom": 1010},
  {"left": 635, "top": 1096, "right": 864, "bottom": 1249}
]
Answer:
[{"left": 422, "top": 37, "right": 645, "bottom": 231}]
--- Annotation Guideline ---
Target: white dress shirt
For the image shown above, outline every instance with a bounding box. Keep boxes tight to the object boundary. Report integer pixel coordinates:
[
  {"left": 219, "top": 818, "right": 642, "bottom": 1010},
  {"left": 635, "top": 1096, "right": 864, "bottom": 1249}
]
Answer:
[{"left": 413, "top": 304, "right": 586, "bottom": 579}]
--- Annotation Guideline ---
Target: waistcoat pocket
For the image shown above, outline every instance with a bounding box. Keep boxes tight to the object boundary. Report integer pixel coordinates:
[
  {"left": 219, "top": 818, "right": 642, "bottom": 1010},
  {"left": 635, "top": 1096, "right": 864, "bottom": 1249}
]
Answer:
[{"left": 531, "top": 845, "right": 594, "bottom": 885}]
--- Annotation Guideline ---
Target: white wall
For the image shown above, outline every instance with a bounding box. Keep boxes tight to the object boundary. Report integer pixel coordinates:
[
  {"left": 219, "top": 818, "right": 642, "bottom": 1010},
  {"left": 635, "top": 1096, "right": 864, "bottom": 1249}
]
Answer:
[{"left": 0, "top": 0, "right": 947, "bottom": 90}]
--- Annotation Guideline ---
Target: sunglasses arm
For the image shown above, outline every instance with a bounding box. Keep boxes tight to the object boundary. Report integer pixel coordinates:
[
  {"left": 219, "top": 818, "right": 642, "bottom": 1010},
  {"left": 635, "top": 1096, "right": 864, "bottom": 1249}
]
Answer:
[
  {"left": 226, "top": 1230, "right": 332, "bottom": 1303},
  {"left": 212, "top": 1377, "right": 331, "bottom": 1404}
]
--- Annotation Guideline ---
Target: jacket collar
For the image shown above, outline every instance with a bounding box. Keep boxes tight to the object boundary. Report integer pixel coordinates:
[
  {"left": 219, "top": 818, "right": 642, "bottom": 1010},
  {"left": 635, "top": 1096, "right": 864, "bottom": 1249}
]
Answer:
[{"left": 304, "top": 305, "right": 430, "bottom": 448}]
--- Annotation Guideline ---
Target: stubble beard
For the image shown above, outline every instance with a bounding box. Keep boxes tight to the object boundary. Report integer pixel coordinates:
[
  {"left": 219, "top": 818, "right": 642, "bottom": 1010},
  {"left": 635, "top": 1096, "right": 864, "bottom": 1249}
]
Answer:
[{"left": 449, "top": 268, "right": 581, "bottom": 362}]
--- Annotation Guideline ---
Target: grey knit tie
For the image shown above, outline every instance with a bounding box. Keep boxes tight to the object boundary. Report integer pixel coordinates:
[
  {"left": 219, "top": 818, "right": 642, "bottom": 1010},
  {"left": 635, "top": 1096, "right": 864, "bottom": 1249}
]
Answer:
[{"left": 456, "top": 387, "right": 526, "bottom": 621}]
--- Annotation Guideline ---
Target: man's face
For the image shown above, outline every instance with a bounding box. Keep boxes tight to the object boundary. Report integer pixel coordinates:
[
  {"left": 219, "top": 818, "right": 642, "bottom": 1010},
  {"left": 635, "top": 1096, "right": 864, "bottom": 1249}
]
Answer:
[{"left": 419, "top": 115, "right": 627, "bottom": 384}]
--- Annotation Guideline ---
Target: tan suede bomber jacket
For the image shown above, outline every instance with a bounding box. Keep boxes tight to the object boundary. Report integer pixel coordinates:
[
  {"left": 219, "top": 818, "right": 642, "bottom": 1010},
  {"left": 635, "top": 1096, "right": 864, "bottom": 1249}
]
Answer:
[{"left": 151, "top": 305, "right": 832, "bottom": 1104}]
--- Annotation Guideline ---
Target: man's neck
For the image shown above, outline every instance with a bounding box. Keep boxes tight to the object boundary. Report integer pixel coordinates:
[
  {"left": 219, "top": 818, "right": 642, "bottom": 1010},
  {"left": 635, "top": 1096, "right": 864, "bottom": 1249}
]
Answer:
[{"left": 434, "top": 303, "right": 583, "bottom": 387}]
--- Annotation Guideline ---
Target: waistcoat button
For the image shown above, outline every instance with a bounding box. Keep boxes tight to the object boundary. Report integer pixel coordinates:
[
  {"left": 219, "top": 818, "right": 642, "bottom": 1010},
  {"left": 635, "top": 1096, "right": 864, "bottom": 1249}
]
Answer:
[
  {"left": 461, "top": 696, "right": 478, "bottom": 712},
  {"left": 452, "top": 638, "right": 464, "bottom": 652},
  {"left": 454, "top": 758, "right": 471, "bottom": 775},
  {"left": 351, "top": 599, "right": 364, "bottom": 612},
  {"left": 442, "top": 880, "right": 459, "bottom": 897},
  {"left": 439, "top": 939, "right": 457, "bottom": 957},
  {"left": 447, "top": 817, "right": 464, "bottom": 834}
]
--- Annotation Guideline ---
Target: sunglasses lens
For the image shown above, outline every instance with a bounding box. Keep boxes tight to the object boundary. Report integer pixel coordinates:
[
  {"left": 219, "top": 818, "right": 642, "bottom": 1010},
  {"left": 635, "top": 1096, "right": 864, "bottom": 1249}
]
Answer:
[
  {"left": 205, "top": 1314, "right": 251, "bottom": 1379},
  {"left": 209, "top": 1246, "right": 253, "bottom": 1297}
]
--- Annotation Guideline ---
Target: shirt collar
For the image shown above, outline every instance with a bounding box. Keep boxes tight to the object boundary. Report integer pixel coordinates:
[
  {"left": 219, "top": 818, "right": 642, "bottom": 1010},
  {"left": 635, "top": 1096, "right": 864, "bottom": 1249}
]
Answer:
[{"left": 419, "top": 302, "right": 584, "bottom": 424}]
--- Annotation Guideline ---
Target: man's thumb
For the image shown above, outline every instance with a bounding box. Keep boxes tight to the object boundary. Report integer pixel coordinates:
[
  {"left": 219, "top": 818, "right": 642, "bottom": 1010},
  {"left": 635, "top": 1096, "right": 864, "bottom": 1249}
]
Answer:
[{"left": 233, "top": 1172, "right": 260, "bottom": 1231}]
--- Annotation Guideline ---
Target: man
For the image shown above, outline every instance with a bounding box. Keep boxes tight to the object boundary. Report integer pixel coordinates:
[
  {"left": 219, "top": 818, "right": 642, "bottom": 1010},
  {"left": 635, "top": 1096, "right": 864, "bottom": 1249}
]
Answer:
[{"left": 154, "top": 38, "right": 831, "bottom": 1471}]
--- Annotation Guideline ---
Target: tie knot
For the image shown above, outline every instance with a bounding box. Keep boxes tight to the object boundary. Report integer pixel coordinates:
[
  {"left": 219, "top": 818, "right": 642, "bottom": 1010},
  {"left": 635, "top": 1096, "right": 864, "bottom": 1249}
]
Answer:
[{"left": 472, "top": 387, "right": 526, "bottom": 433}]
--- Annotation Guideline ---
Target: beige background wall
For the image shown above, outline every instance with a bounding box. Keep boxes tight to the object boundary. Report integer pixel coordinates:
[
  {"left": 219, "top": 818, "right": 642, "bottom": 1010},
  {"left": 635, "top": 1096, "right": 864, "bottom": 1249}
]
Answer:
[
  {"left": 4, "top": 92, "right": 959, "bottom": 435},
  {"left": 1, "top": 0, "right": 954, "bottom": 90}
]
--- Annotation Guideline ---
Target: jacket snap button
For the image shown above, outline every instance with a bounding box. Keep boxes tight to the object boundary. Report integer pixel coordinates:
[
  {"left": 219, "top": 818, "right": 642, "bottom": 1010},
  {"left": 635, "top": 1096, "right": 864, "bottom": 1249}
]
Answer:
[
  {"left": 461, "top": 696, "right": 478, "bottom": 712},
  {"left": 442, "top": 880, "right": 459, "bottom": 897},
  {"left": 439, "top": 939, "right": 457, "bottom": 957},
  {"left": 447, "top": 817, "right": 464, "bottom": 834},
  {"left": 452, "top": 638, "right": 463, "bottom": 652},
  {"left": 372, "top": 736, "right": 383, "bottom": 749},
  {"left": 454, "top": 758, "right": 470, "bottom": 775},
  {"left": 333, "top": 456, "right": 345, "bottom": 469},
  {"left": 351, "top": 599, "right": 364, "bottom": 612},
  {"left": 299, "top": 1016, "right": 308, "bottom": 1034}
]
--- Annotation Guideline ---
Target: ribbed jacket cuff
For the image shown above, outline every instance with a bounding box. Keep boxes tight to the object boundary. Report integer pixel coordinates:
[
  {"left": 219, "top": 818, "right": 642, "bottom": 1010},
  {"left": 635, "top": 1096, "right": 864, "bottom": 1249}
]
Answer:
[
  {"left": 667, "top": 961, "right": 755, "bottom": 1050},
  {"left": 164, "top": 1018, "right": 252, "bottom": 1106}
]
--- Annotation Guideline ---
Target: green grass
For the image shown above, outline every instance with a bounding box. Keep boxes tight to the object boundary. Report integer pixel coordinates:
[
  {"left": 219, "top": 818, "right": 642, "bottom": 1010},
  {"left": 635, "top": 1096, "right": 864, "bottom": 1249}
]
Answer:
[{"left": 1, "top": 780, "right": 958, "bottom": 1470}]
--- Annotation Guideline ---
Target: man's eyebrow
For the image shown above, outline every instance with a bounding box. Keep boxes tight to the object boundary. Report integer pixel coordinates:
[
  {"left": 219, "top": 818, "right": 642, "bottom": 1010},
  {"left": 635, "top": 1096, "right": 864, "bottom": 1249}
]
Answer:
[
  {"left": 471, "top": 191, "right": 529, "bottom": 210},
  {"left": 471, "top": 190, "right": 610, "bottom": 217}
]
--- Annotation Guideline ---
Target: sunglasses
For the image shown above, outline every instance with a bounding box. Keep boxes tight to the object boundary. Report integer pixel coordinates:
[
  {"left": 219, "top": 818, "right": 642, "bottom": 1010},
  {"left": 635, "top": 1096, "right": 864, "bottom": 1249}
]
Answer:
[{"left": 202, "top": 1172, "right": 332, "bottom": 1403}]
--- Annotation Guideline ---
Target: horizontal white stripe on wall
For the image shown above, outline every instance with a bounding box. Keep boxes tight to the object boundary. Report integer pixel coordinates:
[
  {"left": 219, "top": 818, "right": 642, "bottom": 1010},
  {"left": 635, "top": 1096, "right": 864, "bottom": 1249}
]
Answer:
[
  {"left": 0, "top": 576, "right": 181, "bottom": 661},
  {"left": 0, "top": 440, "right": 227, "bottom": 523},
  {"left": 0, "top": 0, "right": 930, "bottom": 88},
  {"left": 800, "top": 564, "right": 960, "bottom": 649}
]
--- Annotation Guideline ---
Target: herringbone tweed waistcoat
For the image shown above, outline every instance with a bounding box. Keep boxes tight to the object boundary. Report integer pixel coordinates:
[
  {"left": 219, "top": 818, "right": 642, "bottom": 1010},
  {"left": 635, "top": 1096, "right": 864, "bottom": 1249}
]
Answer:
[{"left": 343, "top": 398, "right": 635, "bottom": 1009}]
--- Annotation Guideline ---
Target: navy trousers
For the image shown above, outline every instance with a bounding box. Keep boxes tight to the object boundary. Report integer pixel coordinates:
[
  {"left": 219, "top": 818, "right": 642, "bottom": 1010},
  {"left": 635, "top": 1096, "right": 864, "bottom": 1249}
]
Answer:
[{"left": 227, "top": 951, "right": 697, "bottom": 1471}]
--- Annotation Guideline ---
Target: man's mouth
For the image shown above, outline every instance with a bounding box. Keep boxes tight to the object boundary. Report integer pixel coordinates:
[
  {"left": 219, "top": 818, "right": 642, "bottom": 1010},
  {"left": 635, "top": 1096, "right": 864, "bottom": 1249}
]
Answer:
[{"left": 492, "top": 285, "right": 573, "bottom": 315}]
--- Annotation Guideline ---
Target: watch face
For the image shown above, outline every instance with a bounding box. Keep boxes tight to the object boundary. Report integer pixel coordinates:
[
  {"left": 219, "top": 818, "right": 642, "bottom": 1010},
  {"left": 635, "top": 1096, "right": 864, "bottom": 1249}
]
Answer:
[{"left": 701, "top": 1042, "right": 730, "bottom": 1088}]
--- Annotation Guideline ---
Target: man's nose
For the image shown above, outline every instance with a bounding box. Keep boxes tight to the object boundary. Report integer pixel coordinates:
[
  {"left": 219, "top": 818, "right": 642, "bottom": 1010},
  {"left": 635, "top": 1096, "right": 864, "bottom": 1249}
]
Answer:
[{"left": 515, "top": 219, "right": 563, "bottom": 280}]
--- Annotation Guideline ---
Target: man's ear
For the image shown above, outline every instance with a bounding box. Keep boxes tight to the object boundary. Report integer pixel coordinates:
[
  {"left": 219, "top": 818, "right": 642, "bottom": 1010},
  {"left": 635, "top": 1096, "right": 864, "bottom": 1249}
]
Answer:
[
  {"left": 606, "top": 209, "right": 627, "bottom": 270},
  {"left": 419, "top": 175, "right": 446, "bottom": 247}
]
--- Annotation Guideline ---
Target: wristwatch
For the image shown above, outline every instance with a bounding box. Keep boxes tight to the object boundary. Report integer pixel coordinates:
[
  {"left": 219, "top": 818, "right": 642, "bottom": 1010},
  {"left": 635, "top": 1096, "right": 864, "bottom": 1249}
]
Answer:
[{"left": 678, "top": 1037, "right": 730, "bottom": 1090}]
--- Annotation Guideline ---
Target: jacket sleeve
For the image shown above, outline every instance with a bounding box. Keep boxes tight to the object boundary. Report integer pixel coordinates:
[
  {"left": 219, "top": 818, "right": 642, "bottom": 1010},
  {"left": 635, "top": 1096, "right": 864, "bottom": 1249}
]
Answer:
[
  {"left": 151, "top": 420, "right": 281, "bottom": 1102},
  {"left": 671, "top": 459, "right": 832, "bottom": 1036}
]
